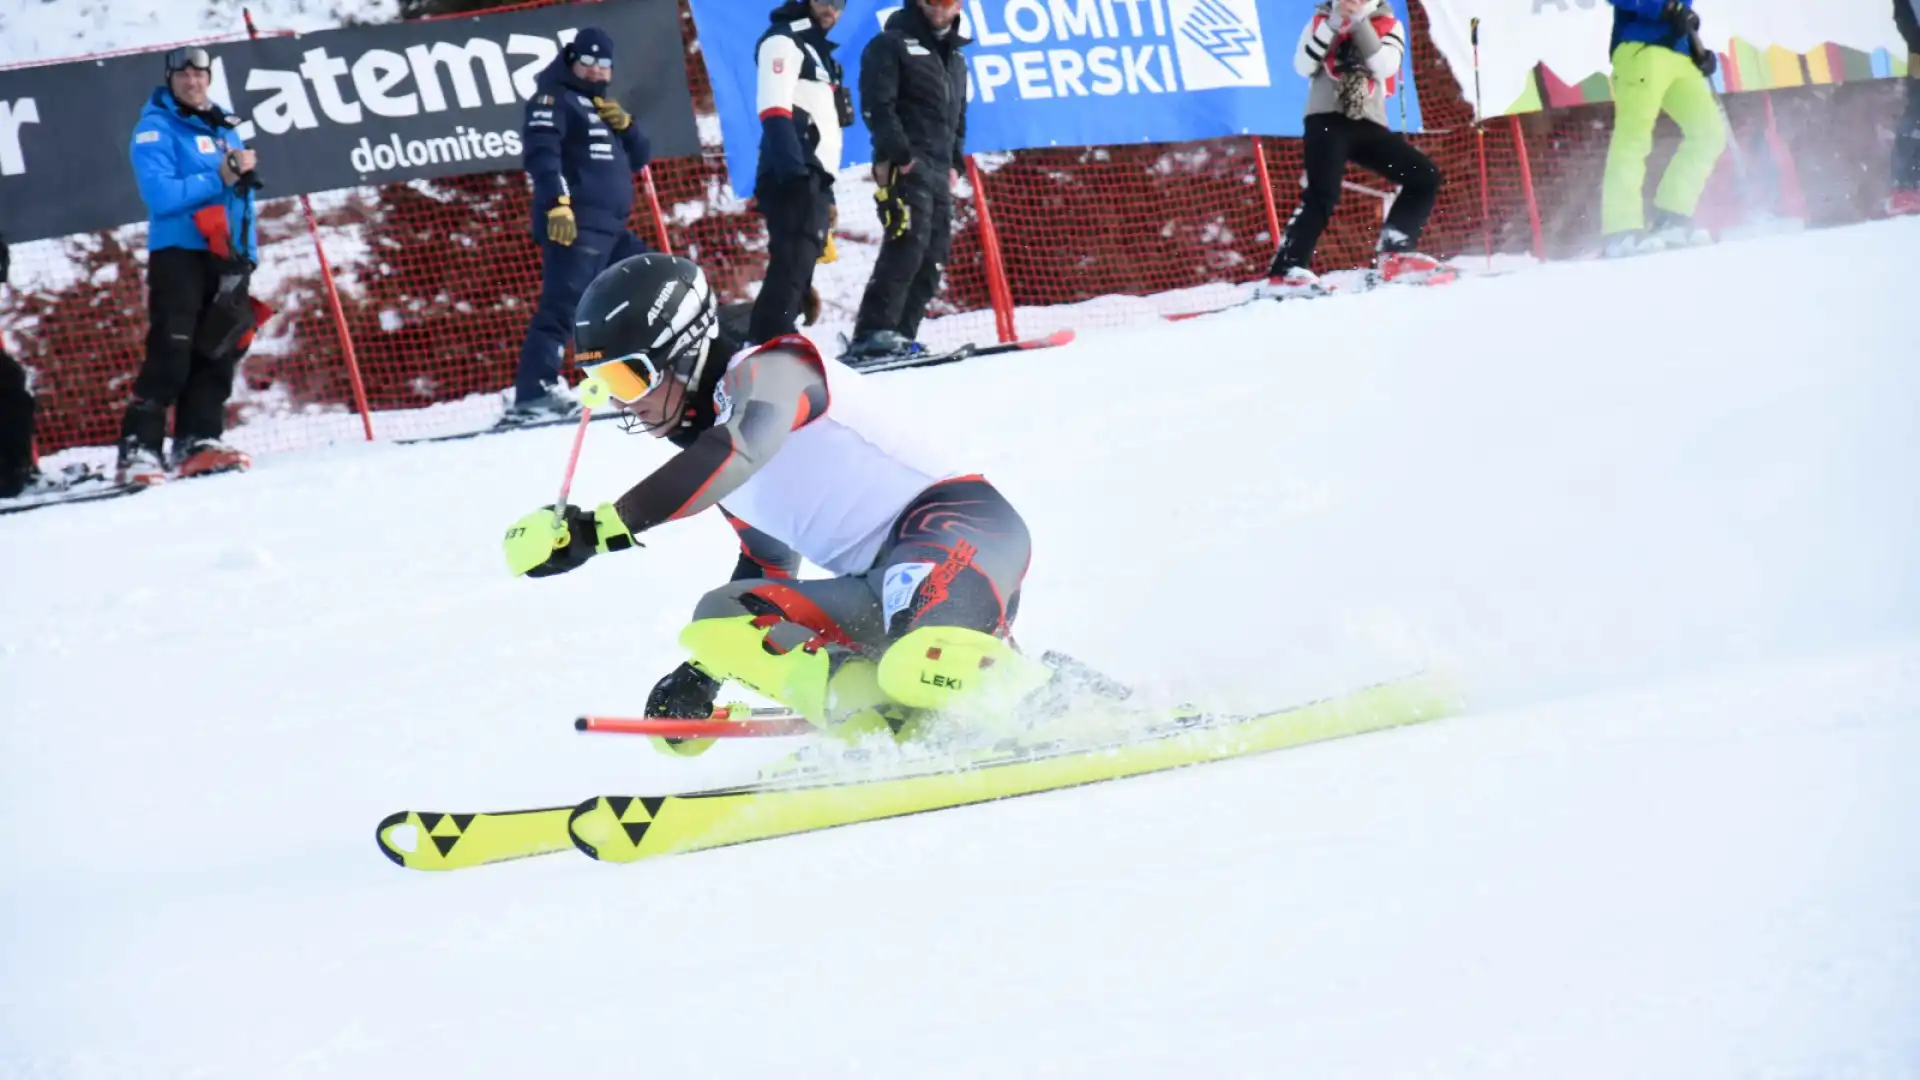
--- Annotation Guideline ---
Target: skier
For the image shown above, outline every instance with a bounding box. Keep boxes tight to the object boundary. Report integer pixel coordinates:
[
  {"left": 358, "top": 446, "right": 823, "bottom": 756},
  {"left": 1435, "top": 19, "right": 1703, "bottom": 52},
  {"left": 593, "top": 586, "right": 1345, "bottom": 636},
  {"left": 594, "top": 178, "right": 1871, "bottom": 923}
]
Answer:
[
  {"left": 1598, "top": 0, "right": 1728, "bottom": 256},
  {"left": 1893, "top": 0, "right": 1920, "bottom": 216},
  {"left": 501, "top": 253, "right": 1047, "bottom": 739},
  {"left": 1258, "top": 0, "right": 1444, "bottom": 299},
  {"left": 502, "top": 27, "right": 653, "bottom": 427}
]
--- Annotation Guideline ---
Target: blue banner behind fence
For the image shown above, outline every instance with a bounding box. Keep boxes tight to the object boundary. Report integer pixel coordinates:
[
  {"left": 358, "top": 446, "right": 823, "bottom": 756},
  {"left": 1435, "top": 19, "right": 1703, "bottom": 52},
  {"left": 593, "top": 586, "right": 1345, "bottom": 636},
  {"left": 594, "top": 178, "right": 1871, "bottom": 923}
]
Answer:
[{"left": 691, "top": 0, "right": 1424, "bottom": 198}]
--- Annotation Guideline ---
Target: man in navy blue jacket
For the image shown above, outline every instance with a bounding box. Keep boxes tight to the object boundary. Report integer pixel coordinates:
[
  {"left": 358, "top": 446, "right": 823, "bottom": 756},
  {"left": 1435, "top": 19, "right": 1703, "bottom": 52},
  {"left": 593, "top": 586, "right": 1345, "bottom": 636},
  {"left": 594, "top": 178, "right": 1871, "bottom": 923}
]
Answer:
[
  {"left": 1893, "top": 0, "right": 1920, "bottom": 215},
  {"left": 121, "top": 46, "right": 261, "bottom": 486},
  {"left": 503, "top": 28, "right": 654, "bottom": 427}
]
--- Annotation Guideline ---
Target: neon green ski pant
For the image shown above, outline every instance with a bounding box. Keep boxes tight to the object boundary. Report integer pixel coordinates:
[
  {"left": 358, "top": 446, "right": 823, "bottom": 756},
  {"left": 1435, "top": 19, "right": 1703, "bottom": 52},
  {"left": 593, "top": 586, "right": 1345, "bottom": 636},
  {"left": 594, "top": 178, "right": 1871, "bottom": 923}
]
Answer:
[{"left": 1601, "top": 42, "right": 1729, "bottom": 235}]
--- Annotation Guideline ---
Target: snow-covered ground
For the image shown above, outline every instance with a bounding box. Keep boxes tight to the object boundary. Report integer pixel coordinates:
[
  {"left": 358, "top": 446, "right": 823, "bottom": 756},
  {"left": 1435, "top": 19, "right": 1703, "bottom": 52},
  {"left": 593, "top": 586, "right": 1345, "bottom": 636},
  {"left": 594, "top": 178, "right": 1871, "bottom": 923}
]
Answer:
[
  {"left": 0, "top": 0, "right": 399, "bottom": 67},
  {"left": 2, "top": 220, "right": 1918, "bottom": 1078}
]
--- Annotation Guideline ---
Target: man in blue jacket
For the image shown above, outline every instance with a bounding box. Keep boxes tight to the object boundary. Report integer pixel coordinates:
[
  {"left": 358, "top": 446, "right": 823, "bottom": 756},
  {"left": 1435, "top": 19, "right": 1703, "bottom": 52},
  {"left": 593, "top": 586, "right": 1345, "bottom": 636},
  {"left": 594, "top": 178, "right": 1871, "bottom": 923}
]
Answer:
[
  {"left": 121, "top": 45, "right": 261, "bottom": 486},
  {"left": 503, "top": 28, "right": 653, "bottom": 427},
  {"left": 1600, "top": 0, "right": 1727, "bottom": 257},
  {"left": 1893, "top": 0, "right": 1920, "bottom": 216}
]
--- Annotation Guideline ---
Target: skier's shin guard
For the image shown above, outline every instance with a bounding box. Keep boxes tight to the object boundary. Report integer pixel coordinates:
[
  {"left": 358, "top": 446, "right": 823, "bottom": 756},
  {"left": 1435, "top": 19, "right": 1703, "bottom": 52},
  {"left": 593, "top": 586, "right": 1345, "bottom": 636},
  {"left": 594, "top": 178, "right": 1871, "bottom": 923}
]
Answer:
[{"left": 876, "top": 626, "right": 1052, "bottom": 714}]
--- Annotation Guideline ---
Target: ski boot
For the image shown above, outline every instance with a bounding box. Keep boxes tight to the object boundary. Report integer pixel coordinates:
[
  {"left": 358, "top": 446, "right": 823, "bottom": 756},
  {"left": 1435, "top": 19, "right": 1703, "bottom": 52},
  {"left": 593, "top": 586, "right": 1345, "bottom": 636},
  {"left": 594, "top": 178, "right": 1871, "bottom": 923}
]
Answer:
[
  {"left": 1376, "top": 250, "right": 1453, "bottom": 286},
  {"left": 495, "top": 381, "right": 582, "bottom": 429},
  {"left": 644, "top": 661, "right": 724, "bottom": 758},
  {"left": 1648, "top": 209, "right": 1713, "bottom": 249},
  {"left": 679, "top": 615, "right": 911, "bottom": 742},
  {"left": 1253, "top": 266, "right": 1331, "bottom": 301},
  {"left": 842, "top": 330, "right": 919, "bottom": 369},
  {"left": 171, "top": 437, "right": 251, "bottom": 479},
  {"left": 115, "top": 439, "right": 168, "bottom": 488},
  {"left": 1601, "top": 230, "right": 1667, "bottom": 259},
  {"left": 1888, "top": 189, "right": 1920, "bottom": 218}
]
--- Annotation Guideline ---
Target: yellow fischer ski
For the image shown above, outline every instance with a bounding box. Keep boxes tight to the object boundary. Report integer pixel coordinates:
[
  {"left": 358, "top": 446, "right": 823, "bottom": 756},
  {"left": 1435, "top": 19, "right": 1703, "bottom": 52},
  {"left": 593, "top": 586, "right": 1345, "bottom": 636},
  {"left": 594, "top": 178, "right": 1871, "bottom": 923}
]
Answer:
[{"left": 377, "top": 671, "right": 1464, "bottom": 872}]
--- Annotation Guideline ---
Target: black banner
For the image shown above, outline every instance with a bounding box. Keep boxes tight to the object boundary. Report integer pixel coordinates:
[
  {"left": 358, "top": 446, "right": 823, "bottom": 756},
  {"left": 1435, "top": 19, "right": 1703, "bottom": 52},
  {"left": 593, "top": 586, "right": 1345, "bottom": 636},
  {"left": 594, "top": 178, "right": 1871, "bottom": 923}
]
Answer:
[{"left": 0, "top": 0, "right": 699, "bottom": 243}]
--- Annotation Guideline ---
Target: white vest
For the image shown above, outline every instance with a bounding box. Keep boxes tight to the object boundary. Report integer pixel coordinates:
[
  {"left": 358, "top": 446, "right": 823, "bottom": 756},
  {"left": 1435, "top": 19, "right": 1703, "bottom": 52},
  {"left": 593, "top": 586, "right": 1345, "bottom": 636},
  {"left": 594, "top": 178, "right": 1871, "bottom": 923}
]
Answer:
[{"left": 718, "top": 352, "right": 958, "bottom": 575}]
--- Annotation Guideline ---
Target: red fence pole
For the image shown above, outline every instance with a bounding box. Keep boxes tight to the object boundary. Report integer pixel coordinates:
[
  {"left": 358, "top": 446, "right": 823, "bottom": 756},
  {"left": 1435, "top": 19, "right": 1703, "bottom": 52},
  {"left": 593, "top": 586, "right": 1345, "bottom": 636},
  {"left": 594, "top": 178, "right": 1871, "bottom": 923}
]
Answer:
[
  {"left": 244, "top": 8, "right": 374, "bottom": 442},
  {"left": 1509, "top": 115, "right": 1545, "bottom": 261},
  {"left": 1251, "top": 136, "right": 1282, "bottom": 252},
  {"left": 641, "top": 166, "right": 674, "bottom": 255},
  {"left": 966, "top": 155, "right": 1017, "bottom": 344}
]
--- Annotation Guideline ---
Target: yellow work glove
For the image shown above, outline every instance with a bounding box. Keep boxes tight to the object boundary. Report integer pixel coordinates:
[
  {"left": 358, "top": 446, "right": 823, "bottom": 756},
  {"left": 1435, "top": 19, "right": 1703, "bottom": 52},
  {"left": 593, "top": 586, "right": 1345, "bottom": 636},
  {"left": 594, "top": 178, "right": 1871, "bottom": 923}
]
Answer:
[
  {"left": 818, "top": 204, "right": 839, "bottom": 264},
  {"left": 546, "top": 196, "right": 577, "bottom": 246},
  {"left": 593, "top": 97, "right": 633, "bottom": 132}
]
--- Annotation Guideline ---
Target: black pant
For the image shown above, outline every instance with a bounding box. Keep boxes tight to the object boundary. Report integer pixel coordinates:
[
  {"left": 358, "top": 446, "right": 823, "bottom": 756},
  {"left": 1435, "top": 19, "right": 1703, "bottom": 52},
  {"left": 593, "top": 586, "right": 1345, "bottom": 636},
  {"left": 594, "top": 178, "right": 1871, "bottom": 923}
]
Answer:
[
  {"left": 0, "top": 349, "right": 33, "bottom": 484},
  {"left": 853, "top": 166, "right": 953, "bottom": 342},
  {"left": 748, "top": 172, "right": 834, "bottom": 345},
  {"left": 121, "top": 247, "right": 242, "bottom": 452},
  {"left": 1897, "top": 75, "right": 1920, "bottom": 191},
  {"left": 1271, "top": 114, "right": 1442, "bottom": 274}
]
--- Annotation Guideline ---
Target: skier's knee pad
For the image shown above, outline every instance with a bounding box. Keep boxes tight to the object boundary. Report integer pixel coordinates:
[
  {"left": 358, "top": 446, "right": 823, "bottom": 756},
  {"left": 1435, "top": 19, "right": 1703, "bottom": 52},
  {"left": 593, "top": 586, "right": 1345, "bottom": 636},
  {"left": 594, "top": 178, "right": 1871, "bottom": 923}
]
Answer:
[{"left": 877, "top": 626, "right": 1051, "bottom": 712}]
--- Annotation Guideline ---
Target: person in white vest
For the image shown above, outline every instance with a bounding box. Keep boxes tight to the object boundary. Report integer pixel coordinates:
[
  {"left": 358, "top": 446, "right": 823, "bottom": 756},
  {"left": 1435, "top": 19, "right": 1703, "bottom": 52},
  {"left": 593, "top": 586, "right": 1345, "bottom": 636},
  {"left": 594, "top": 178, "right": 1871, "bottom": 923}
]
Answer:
[
  {"left": 503, "top": 254, "right": 1045, "bottom": 740},
  {"left": 747, "top": 0, "right": 853, "bottom": 343}
]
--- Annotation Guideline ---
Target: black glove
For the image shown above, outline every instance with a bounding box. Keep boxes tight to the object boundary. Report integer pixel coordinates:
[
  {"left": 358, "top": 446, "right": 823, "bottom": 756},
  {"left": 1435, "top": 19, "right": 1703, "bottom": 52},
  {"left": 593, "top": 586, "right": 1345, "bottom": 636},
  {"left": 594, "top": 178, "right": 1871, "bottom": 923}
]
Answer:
[
  {"left": 0, "top": 233, "right": 9, "bottom": 285},
  {"left": 873, "top": 163, "right": 913, "bottom": 241},
  {"left": 1661, "top": 1, "right": 1700, "bottom": 36},
  {"left": 1689, "top": 34, "right": 1718, "bottom": 77}
]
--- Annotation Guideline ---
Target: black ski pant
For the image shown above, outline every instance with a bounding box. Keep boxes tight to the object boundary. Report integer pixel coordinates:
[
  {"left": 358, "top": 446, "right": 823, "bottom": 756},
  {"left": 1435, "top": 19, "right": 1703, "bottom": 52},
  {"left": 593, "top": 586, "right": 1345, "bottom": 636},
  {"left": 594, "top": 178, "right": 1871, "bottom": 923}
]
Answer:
[
  {"left": 0, "top": 348, "right": 33, "bottom": 484},
  {"left": 121, "top": 247, "right": 242, "bottom": 452},
  {"left": 853, "top": 166, "right": 952, "bottom": 343},
  {"left": 1897, "top": 71, "right": 1920, "bottom": 191},
  {"left": 1271, "top": 114, "right": 1443, "bottom": 274},
  {"left": 748, "top": 171, "right": 834, "bottom": 345}
]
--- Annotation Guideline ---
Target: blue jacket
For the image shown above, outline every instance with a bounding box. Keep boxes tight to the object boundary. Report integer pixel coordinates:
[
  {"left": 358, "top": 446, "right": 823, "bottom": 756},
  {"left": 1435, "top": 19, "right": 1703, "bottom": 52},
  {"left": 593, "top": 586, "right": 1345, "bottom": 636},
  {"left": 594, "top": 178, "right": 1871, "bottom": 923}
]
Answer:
[
  {"left": 129, "top": 87, "right": 256, "bottom": 259},
  {"left": 1609, "top": 0, "right": 1696, "bottom": 55},
  {"left": 521, "top": 59, "right": 652, "bottom": 237}
]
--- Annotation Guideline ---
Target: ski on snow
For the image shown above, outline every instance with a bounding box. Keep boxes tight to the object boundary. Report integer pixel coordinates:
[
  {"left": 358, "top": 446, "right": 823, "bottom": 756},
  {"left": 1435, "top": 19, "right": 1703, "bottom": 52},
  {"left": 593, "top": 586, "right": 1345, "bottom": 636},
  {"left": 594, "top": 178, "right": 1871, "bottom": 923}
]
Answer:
[
  {"left": 839, "top": 328, "right": 1076, "bottom": 374},
  {"left": 375, "top": 669, "right": 1462, "bottom": 872}
]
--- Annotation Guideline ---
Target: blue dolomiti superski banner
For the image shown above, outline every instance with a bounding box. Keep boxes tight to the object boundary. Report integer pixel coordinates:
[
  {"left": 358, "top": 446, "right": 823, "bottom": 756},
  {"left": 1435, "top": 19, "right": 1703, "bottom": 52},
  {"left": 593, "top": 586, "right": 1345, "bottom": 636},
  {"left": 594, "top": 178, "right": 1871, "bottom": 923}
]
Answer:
[{"left": 692, "top": 0, "right": 1424, "bottom": 192}]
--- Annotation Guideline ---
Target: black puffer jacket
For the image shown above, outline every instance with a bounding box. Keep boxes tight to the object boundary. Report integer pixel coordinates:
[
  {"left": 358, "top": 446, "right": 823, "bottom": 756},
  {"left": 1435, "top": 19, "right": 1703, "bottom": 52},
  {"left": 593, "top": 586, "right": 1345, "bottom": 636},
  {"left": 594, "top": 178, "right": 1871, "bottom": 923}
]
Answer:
[{"left": 859, "top": 4, "right": 969, "bottom": 172}]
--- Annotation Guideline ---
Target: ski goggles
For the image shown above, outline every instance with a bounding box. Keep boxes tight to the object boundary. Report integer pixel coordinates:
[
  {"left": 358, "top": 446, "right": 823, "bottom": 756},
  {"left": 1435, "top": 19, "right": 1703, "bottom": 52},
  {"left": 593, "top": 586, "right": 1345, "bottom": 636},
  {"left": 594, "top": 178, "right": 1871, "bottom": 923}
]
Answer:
[
  {"left": 579, "top": 352, "right": 663, "bottom": 405},
  {"left": 165, "top": 47, "right": 213, "bottom": 74},
  {"left": 574, "top": 55, "right": 614, "bottom": 70}
]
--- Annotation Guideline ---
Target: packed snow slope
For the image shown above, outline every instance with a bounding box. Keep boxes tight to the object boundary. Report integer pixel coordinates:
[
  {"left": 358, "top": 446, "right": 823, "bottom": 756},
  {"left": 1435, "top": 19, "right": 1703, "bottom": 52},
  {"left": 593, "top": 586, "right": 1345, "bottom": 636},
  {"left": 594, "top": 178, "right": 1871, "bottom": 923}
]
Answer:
[{"left": 3, "top": 220, "right": 1918, "bottom": 1079}]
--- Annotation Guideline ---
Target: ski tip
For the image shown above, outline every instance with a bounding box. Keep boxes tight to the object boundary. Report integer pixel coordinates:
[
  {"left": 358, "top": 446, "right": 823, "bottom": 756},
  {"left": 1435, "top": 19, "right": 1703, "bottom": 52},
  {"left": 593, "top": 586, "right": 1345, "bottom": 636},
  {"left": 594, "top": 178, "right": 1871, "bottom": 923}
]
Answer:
[{"left": 1033, "top": 328, "right": 1076, "bottom": 347}]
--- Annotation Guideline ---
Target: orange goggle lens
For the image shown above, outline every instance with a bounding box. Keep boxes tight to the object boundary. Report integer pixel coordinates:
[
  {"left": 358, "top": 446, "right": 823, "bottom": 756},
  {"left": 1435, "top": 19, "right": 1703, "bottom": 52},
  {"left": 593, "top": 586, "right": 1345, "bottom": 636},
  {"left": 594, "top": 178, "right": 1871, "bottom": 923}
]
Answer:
[{"left": 582, "top": 357, "right": 655, "bottom": 403}]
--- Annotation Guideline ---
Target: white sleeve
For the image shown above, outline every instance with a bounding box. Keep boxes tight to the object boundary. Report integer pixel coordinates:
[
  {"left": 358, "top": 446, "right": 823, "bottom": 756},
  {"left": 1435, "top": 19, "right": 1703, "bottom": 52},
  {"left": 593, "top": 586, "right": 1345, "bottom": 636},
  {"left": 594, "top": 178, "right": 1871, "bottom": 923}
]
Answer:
[
  {"left": 1362, "top": 17, "right": 1407, "bottom": 80},
  {"left": 756, "top": 35, "right": 805, "bottom": 119},
  {"left": 1295, "top": 17, "right": 1337, "bottom": 78}
]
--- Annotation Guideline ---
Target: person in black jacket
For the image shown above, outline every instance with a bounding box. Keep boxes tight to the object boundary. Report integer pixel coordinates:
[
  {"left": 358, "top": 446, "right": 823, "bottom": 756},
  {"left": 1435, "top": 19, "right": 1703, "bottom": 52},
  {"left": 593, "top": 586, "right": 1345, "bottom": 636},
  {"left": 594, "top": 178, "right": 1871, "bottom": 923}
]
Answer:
[
  {"left": 748, "top": 0, "right": 850, "bottom": 346},
  {"left": 0, "top": 232, "right": 42, "bottom": 499},
  {"left": 504, "top": 27, "right": 653, "bottom": 427},
  {"left": 846, "top": 0, "right": 968, "bottom": 364},
  {"left": 1894, "top": 0, "right": 1920, "bottom": 215}
]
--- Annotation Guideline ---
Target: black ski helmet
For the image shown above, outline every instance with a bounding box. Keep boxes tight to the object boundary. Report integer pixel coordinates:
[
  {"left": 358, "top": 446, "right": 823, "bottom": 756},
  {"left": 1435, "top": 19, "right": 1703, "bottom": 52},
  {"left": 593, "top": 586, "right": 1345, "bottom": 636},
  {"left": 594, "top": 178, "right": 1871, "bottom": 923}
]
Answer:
[{"left": 573, "top": 254, "right": 719, "bottom": 404}]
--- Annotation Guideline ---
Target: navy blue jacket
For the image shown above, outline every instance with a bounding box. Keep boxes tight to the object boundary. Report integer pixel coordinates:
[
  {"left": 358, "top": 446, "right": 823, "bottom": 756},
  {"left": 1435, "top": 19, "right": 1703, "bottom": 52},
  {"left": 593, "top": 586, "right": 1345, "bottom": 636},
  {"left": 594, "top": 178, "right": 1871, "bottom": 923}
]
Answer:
[
  {"left": 129, "top": 87, "right": 256, "bottom": 258},
  {"left": 521, "top": 59, "right": 651, "bottom": 237},
  {"left": 1608, "top": 0, "right": 1697, "bottom": 55}
]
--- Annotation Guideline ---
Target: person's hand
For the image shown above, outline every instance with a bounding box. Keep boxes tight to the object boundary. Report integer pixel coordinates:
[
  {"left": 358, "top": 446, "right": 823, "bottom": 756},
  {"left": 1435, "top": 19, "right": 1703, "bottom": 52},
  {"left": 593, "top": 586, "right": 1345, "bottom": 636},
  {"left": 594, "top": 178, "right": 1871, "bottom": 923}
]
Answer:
[
  {"left": 232, "top": 149, "right": 258, "bottom": 173},
  {"left": 875, "top": 182, "right": 911, "bottom": 240},
  {"left": 1660, "top": 0, "right": 1700, "bottom": 35},
  {"left": 872, "top": 159, "right": 914, "bottom": 186},
  {"left": 593, "top": 97, "right": 633, "bottom": 132},
  {"left": 949, "top": 168, "right": 960, "bottom": 190},
  {"left": 547, "top": 196, "right": 578, "bottom": 246},
  {"left": 504, "top": 502, "right": 636, "bottom": 578}
]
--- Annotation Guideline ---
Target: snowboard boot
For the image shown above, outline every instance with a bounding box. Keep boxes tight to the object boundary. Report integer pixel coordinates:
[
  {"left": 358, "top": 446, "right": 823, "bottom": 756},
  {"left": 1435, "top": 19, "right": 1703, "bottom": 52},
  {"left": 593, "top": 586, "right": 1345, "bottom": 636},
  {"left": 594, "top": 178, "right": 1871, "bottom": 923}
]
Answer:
[
  {"left": 644, "top": 661, "right": 724, "bottom": 758},
  {"left": 679, "top": 615, "right": 910, "bottom": 741},
  {"left": 172, "top": 437, "right": 251, "bottom": 479}
]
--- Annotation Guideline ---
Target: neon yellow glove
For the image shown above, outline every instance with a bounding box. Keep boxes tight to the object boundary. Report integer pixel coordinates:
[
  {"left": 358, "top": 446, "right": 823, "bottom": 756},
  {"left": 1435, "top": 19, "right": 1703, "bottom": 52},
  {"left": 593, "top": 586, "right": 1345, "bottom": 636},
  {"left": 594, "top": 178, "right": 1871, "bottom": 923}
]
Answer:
[
  {"left": 504, "top": 502, "right": 637, "bottom": 578},
  {"left": 547, "top": 196, "right": 577, "bottom": 246},
  {"left": 818, "top": 203, "right": 839, "bottom": 264}
]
